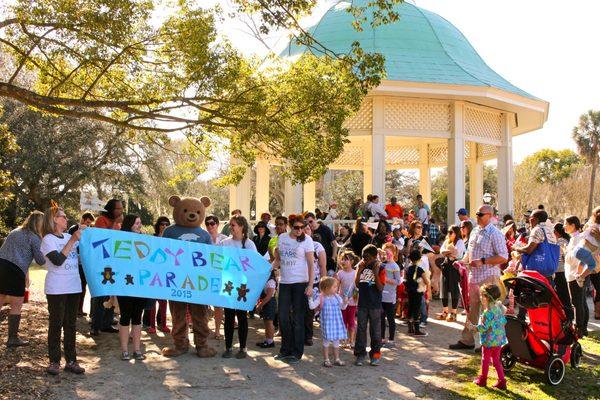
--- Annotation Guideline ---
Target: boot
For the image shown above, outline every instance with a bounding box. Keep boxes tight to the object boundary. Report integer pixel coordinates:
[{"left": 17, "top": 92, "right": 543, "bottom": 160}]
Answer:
[
  {"left": 7, "top": 315, "right": 29, "bottom": 347},
  {"left": 413, "top": 321, "right": 427, "bottom": 336},
  {"left": 594, "top": 301, "right": 600, "bottom": 320},
  {"left": 408, "top": 321, "right": 415, "bottom": 334}
]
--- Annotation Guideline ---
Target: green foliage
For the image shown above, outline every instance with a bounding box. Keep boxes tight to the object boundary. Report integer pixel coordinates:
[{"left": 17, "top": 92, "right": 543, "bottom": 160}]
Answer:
[
  {"left": 0, "top": 0, "right": 399, "bottom": 184},
  {"left": 0, "top": 105, "right": 18, "bottom": 214},
  {"left": 572, "top": 110, "right": 600, "bottom": 217},
  {"left": 518, "top": 148, "right": 583, "bottom": 185}
]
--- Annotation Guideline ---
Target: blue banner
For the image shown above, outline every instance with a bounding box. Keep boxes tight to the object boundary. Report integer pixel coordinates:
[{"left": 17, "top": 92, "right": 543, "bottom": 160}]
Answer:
[{"left": 79, "top": 228, "right": 271, "bottom": 311}]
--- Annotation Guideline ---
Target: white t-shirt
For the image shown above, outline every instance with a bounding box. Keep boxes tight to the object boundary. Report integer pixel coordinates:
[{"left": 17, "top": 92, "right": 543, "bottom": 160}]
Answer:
[
  {"left": 277, "top": 233, "right": 314, "bottom": 284},
  {"left": 418, "top": 207, "right": 429, "bottom": 224},
  {"left": 219, "top": 237, "right": 257, "bottom": 252},
  {"left": 41, "top": 233, "right": 81, "bottom": 295},
  {"left": 312, "top": 241, "right": 326, "bottom": 285}
]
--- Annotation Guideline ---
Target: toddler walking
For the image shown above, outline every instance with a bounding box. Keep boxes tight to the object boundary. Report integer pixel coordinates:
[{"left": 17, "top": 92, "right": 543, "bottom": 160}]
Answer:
[
  {"left": 316, "top": 277, "right": 348, "bottom": 367},
  {"left": 468, "top": 283, "right": 507, "bottom": 390}
]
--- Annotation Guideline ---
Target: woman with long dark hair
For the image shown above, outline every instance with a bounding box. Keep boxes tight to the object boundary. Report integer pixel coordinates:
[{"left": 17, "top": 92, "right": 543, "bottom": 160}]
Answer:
[
  {"left": 350, "top": 218, "right": 371, "bottom": 256},
  {"left": 564, "top": 216, "right": 588, "bottom": 336},
  {"left": 436, "top": 225, "right": 465, "bottom": 322},
  {"left": 220, "top": 215, "right": 257, "bottom": 359},
  {"left": 553, "top": 223, "right": 573, "bottom": 320},
  {"left": 116, "top": 214, "right": 147, "bottom": 360}
]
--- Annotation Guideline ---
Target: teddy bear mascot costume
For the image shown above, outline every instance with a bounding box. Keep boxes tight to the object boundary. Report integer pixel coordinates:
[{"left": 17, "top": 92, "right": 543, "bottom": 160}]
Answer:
[{"left": 161, "top": 195, "right": 217, "bottom": 358}]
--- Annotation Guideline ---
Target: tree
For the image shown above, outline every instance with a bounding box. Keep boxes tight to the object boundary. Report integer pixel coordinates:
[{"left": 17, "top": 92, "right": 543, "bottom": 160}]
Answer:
[
  {"left": 0, "top": 99, "right": 156, "bottom": 227},
  {"left": 518, "top": 148, "right": 582, "bottom": 185},
  {"left": 572, "top": 110, "right": 600, "bottom": 217},
  {"left": 0, "top": 0, "right": 402, "bottom": 183}
]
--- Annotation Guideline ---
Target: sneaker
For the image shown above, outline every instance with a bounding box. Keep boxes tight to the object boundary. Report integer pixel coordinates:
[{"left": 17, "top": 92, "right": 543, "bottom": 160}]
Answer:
[
  {"left": 323, "top": 359, "right": 332, "bottom": 367},
  {"left": 46, "top": 362, "right": 60, "bottom": 376},
  {"left": 473, "top": 376, "right": 487, "bottom": 387},
  {"left": 147, "top": 327, "right": 156, "bottom": 334},
  {"left": 101, "top": 327, "right": 119, "bottom": 333},
  {"left": 354, "top": 356, "right": 365, "bottom": 366},
  {"left": 222, "top": 349, "right": 233, "bottom": 358},
  {"left": 159, "top": 325, "right": 171, "bottom": 334},
  {"left": 121, "top": 351, "right": 131, "bottom": 360},
  {"left": 257, "top": 341, "right": 275, "bottom": 348},
  {"left": 235, "top": 350, "right": 247, "bottom": 359},
  {"left": 274, "top": 353, "right": 292, "bottom": 361},
  {"left": 133, "top": 351, "right": 145, "bottom": 361},
  {"left": 333, "top": 359, "right": 345, "bottom": 366},
  {"left": 64, "top": 361, "right": 85, "bottom": 374},
  {"left": 382, "top": 342, "right": 395, "bottom": 349},
  {"left": 369, "top": 357, "right": 380, "bottom": 366},
  {"left": 285, "top": 356, "right": 301, "bottom": 365}
]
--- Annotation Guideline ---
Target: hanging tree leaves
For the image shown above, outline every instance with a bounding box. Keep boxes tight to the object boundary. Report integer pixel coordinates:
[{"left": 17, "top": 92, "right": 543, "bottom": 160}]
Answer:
[{"left": 0, "top": 0, "right": 402, "bottom": 183}]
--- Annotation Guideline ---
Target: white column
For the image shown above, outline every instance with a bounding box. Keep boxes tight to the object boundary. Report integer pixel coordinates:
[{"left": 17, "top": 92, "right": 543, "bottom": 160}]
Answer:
[
  {"left": 447, "top": 101, "right": 466, "bottom": 224},
  {"left": 418, "top": 144, "right": 431, "bottom": 205},
  {"left": 497, "top": 113, "right": 514, "bottom": 216},
  {"left": 371, "top": 97, "right": 386, "bottom": 199},
  {"left": 303, "top": 180, "right": 316, "bottom": 213},
  {"left": 255, "top": 158, "right": 270, "bottom": 215},
  {"left": 228, "top": 162, "right": 251, "bottom": 218},
  {"left": 284, "top": 178, "right": 303, "bottom": 215},
  {"left": 469, "top": 142, "right": 484, "bottom": 215},
  {"left": 363, "top": 136, "right": 373, "bottom": 200}
]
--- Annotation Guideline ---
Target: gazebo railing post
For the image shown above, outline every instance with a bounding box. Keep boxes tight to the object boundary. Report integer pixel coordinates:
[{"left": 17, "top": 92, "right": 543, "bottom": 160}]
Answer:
[{"left": 448, "top": 101, "right": 467, "bottom": 224}]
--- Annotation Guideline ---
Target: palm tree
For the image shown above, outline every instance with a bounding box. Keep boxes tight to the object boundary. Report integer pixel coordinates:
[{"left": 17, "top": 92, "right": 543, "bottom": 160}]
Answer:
[{"left": 572, "top": 110, "right": 600, "bottom": 217}]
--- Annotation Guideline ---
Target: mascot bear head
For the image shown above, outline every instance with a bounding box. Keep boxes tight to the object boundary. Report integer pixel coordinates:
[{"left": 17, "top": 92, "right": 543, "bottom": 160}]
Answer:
[{"left": 168, "top": 195, "right": 211, "bottom": 228}]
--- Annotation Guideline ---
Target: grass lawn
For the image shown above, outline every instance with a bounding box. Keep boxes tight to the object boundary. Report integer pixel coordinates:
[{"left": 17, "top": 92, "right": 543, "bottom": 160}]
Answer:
[{"left": 442, "top": 333, "right": 600, "bottom": 400}]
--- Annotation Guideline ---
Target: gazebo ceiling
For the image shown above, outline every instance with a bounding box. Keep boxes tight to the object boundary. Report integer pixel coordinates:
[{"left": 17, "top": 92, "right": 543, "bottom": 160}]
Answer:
[{"left": 282, "top": 0, "right": 549, "bottom": 135}]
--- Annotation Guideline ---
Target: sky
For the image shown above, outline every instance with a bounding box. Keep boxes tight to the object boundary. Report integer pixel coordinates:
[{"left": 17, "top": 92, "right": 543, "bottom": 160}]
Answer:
[{"left": 219, "top": 0, "right": 600, "bottom": 162}]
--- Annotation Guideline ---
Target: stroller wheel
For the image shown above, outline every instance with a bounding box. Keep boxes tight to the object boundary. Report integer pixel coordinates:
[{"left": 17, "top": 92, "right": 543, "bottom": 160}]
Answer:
[
  {"left": 545, "top": 355, "right": 566, "bottom": 385},
  {"left": 500, "top": 346, "right": 516, "bottom": 372},
  {"left": 570, "top": 342, "right": 583, "bottom": 368}
]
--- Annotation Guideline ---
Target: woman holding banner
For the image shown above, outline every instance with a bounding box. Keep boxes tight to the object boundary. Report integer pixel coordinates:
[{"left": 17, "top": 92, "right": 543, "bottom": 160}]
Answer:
[
  {"left": 117, "top": 214, "right": 147, "bottom": 361},
  {"left": 41, "top": 204, "right": 85, "bottom": 376},
  {"left": 220, "top": 215, "right": 257, "bottom": 359}
]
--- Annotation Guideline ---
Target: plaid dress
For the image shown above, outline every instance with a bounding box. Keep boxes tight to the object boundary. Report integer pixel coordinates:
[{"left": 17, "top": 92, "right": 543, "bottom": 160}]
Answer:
[{"left": 320, "top": 294, "right": 348, "bottom": 341}]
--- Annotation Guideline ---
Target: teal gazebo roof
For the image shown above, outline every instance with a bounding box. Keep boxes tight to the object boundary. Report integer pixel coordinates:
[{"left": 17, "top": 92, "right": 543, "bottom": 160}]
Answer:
[{"left": 283, "top": 1, "right": 537, "bottom": 100}]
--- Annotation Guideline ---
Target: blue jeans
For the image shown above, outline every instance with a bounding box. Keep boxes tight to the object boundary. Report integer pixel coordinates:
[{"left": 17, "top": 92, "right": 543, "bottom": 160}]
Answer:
[
  {"left": 278, "top": 283, "right": 307, "bottom": 359},
  {"left": 421, "top": 296, "right": 428, "bottom": 324},
  {"left": 91, "top": 296, "right": 114, "bottom": 330}
]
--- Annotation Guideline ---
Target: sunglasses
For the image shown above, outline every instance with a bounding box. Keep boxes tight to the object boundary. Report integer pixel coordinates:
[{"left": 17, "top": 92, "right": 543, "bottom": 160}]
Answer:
[
  {"left": 160, "top": 222, "right": 170, "bottom": 226},
  {"left": 292, "top": 225, "right": 305, "bottom": 230},
  {"left": 205, "top": 221, "right": 217, "bottom": 226},
  {"left": 475, "top": 212, "right": 490, "bottom": 217}
]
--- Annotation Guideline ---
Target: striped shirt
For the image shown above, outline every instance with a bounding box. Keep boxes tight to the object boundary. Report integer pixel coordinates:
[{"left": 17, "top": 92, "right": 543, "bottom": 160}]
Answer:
[{"left": 468, "top": 223, "right": 509, "bottom": 284}]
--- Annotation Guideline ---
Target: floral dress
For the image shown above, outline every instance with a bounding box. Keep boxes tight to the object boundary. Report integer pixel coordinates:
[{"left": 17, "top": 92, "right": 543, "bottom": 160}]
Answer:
[
  {"left": 477, "top": 304, "right": 507, "bottom": 348},
  {"left": 320, "top": 294, "right": 348, "bottom": 341}
]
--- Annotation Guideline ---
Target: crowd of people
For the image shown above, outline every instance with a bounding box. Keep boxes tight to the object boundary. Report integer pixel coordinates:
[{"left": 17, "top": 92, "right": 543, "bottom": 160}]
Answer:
[{"left": 0, "top": 195, "right": 599, "bottom": 390}]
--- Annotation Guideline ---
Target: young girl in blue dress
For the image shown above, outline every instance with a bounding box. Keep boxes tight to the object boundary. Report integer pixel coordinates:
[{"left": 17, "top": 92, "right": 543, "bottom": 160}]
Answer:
[{"left": 316, "top": 276, "right": 349, "bottom": 367}]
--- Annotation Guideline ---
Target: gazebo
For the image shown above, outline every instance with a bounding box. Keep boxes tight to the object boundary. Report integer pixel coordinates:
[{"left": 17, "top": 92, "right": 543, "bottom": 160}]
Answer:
[{"left": 229, "top": 1, "right": 549, "bottom": 223}]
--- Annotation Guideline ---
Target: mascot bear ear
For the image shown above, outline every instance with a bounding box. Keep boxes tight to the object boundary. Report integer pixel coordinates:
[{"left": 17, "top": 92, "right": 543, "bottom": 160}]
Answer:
[
  {"left": 200, "top": 196, "right": 211, "bottom": 208},
  {"left": 168, "top": 196, "right": 181, "bottom": 207}
]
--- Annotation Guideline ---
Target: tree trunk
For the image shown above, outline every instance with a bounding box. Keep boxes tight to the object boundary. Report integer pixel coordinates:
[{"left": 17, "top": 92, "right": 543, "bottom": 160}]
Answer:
[{"left": 589, "top": 157, "right": 598, "bottom": 218}]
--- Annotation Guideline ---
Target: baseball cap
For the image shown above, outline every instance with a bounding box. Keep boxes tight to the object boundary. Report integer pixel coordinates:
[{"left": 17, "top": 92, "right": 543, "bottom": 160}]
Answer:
[{"left": 456, "top": 208, "right": 468, "bottom": 216}]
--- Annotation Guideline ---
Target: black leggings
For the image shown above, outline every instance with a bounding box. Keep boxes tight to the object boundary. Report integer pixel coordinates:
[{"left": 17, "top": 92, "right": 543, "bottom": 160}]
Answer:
[
  {"left": 568, "top": 280, "right": 588, "bottom": 331},
  {"left": 554, "top": 272, "right": 572, "bottom": 320},
  {"left": 224, "top": 308, "right": 248, "bottom": 350},
  {"left": 381, "top": 302, "right": 396, "bottom": 340},
  {"left": 408, "top": 292, "right": 423, "bottom": 322},
  {"left": 591, "top": 272, "right": 600, "bottom": 303},
  {"left": 441, "top": 266, "right": 460, "bottom": 309},
  {"left": 117, "top": 296, "right": 146, "bottom": 326}
]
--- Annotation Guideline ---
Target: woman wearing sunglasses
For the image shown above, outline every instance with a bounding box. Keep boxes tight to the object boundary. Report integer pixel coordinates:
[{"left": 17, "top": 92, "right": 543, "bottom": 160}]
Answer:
[
  {"left": 273, "top": 217, "right": 315, "bottom": 364},
  {"left": 205, "top": 215, "right": 228, "bottom": 340},
  {"left": 41, "top": 204, "right": 85, "bottom": 376}
]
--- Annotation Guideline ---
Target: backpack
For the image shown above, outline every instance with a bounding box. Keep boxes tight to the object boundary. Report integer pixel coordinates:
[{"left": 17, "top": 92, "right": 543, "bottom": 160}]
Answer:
[{"left": 521, "top": 229, "right": 560, "bottom": 277}]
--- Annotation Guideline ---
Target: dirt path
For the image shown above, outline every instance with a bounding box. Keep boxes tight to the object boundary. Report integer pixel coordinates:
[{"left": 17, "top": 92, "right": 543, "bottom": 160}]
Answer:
[{"left": 4, "top": 274, "right": 599, "bottom": 400}]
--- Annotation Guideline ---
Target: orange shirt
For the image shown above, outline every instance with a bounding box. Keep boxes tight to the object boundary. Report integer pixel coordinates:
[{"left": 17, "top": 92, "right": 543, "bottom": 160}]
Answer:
[
  {"left": 94, "top": 215, "right": 116, "bottom": 229},
  {"left": 385, "top": 204, "right": 404, "bottom": 219}
]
